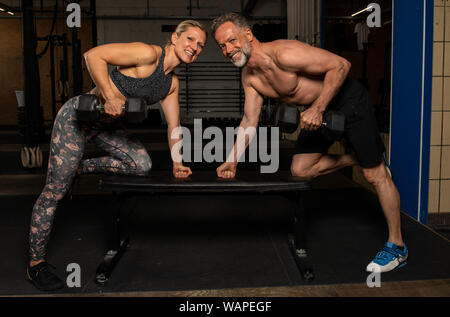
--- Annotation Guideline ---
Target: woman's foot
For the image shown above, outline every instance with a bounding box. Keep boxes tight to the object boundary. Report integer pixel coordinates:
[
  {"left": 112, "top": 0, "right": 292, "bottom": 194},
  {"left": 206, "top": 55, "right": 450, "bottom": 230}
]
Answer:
[{"left": 26, "top": 262, "right": 64, "bottom": 291}]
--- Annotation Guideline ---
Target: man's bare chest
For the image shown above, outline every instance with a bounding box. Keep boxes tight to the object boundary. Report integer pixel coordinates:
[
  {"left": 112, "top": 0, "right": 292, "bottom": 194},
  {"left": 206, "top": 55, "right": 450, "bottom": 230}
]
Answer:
[{"left": 250, "top": 68, "right": 300, "bottom": 99}]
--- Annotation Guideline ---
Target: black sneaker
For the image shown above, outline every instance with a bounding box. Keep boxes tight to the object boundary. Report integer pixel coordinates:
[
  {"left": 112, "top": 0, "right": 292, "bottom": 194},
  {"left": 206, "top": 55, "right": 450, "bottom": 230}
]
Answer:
[{"left": 26, "top": 262, "right": 64, "bottom": 291}]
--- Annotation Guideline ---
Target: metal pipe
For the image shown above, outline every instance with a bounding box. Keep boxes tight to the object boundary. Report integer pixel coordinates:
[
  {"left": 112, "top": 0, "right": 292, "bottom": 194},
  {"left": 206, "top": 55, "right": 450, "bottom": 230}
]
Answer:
[
  {"left": 50, "top": 35, "right": 56, "bottom": 120},
  {"left": 185, "top": 64, "right": 190, "bottom": 113},
  {"left": 96, "top": 15, "right": 285, "bottom": 21},
  {"left": 0, "top": 14, "right": 286, "bottom": 20},
  {"left": 72, "top": 27, "right": 83, "bottom": 96},
  {"left": 22, "top": 0, "right": 43, "bottom": 146},
  {"left": 60, "top": 33, "right": 68, "bottom": 104},
  {"left": 90, "top": 0, "right": 97, "bottom": 47}
]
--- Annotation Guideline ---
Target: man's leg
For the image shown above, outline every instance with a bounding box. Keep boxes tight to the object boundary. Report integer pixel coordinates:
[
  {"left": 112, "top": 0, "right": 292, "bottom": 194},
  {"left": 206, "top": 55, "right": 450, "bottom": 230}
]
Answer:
[
  {"left": 363, "top": 161, "right": 408, "bottom": 272},
  {"left": 362, "top": 161, "right": 403, "bottom": 247},
  {"left": 290, "top": 152, "right": 358, "bottom": 179}
]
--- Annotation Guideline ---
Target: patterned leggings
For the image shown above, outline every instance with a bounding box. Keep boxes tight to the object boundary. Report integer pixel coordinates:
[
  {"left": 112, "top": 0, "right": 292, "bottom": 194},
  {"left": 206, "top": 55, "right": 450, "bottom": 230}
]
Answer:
[{"left": 29, "top": 96, "right": 152, "bottom": 262}]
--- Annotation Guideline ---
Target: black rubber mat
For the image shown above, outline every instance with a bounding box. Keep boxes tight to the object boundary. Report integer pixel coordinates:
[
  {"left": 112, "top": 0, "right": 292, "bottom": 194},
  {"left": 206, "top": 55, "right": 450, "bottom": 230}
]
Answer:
[{"left": 0, "top": 187, "right": 449, "bottom": 295}]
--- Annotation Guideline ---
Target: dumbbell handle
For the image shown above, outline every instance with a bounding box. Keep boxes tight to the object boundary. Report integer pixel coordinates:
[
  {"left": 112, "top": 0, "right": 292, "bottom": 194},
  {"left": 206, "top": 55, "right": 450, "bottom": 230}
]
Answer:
[
  {"left": 299, "top": 118, "right": 328, "bottom": 127},
  {"left": 95, "top": 104, "right": 127, "bottom": 111}
]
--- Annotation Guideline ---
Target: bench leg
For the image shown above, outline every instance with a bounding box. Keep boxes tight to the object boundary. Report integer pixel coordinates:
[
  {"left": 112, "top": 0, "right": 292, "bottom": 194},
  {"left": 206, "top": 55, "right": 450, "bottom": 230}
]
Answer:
[
  {"left": 95, "top": 192, "right": 134, "bottom": 286},
  {"left": 288, "top": 192, "right": 314, "bottom": 282}
]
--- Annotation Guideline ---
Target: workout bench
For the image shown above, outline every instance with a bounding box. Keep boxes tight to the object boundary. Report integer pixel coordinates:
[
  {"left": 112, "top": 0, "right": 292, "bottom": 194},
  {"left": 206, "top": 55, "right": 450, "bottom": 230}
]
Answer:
[{"left": 96, "top": 171, "right": 313, "bottom": 285}]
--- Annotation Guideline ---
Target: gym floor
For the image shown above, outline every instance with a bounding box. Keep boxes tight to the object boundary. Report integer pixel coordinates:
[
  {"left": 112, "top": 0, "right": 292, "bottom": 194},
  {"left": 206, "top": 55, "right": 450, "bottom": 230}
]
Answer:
[{"left": 0, "top": 128, "right": 449, "bottom": 297}]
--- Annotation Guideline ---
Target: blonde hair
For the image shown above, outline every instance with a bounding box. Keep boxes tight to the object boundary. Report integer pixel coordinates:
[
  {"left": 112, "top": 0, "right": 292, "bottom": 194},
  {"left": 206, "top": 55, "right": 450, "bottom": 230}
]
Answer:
[{"left": 167, "top": 20, "right": 207, "bottom": 46}]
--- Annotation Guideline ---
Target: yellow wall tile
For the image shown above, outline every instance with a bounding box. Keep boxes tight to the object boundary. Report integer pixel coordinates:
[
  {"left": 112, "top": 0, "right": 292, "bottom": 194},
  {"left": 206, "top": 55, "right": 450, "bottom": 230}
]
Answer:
[
  {"left": 432, "top": 77, "right": 443, "bottom": 110},
  {"left": 441, "top": 146, "right": 450, "bottom": 178},
  {"left": 445, "top": 43, "right": 450, "bottom": 76},
  {"left": 444, "top": 77, "right": 450, "bottom": 110},
  {"left": 431, "top": 112, "right": 443, "bottom": 145},
  {"left": 433, "top": 42, "right": 443, "bottom": 75},
  {"left": 443, "top": 112, "right": 450, "bottom": 144},
  {"left": 429, "top": 146, "right": 442, "bottom": 179},
  {"left": 428, "top": 180, "right": 440, "bottom": 214},
  {"left": 434, "top": 7, "right": 444, "bottom": 41},
  {"left": 439, "top": 180, "right": 450, "bottom": 212},
  {"left": 446, "top": 7, "right": 450, "bottom": 41}
]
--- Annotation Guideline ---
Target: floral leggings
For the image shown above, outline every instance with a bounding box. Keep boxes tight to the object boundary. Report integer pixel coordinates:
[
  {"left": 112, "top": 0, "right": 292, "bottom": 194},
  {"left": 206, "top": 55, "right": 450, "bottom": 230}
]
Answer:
[{"left": 29, "top": 96, "right": 152, "bottom": 262}]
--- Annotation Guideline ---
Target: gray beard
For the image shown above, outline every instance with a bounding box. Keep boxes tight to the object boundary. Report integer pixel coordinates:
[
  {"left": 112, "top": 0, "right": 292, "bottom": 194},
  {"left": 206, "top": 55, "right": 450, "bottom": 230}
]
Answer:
[{"left": 231, "top": 42, "right": 251, "bottom": 68}]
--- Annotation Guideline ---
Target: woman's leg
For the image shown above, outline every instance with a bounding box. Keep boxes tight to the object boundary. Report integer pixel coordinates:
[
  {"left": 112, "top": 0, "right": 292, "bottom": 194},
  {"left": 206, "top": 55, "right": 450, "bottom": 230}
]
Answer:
[
  {"left": 78, "top": 129, "right": 152, "bottom": 176},
  {"left": 29, "top": 98, "right": 87, "bottom": 265}
]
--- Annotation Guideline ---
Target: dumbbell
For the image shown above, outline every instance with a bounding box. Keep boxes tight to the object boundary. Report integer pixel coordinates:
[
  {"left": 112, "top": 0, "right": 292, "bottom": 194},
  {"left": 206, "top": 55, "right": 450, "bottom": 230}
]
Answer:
[
  {"left": 277, "top": 105, "right": 345, "bottom": 140},
  {"left": 321, "top": 111, "right": 345, "bottom": 140},
  {"left": 76, "top": 94, "right": 147, "bottom": 123},
  {"left": 277, "top": 105, "right": 300, "bottom": 134}
]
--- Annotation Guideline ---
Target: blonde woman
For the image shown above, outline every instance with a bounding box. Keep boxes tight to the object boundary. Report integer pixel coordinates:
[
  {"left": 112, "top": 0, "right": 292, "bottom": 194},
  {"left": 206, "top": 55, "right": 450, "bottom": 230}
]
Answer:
[{"left": 26, "top": 20, "right": 207, "bottom": 291}]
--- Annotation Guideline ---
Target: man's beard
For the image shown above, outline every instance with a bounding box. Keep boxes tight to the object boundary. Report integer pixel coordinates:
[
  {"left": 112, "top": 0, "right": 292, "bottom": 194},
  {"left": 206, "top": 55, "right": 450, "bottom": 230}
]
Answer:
[{"left": 229, "top": 41, "right": 251, "bottom": 68}]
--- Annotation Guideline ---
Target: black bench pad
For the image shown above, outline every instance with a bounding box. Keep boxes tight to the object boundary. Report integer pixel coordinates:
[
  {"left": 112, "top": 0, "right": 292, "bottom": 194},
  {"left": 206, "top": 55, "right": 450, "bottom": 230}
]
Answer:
[{"left": 99, "top": 171, "right": 311, "bottom": 193}]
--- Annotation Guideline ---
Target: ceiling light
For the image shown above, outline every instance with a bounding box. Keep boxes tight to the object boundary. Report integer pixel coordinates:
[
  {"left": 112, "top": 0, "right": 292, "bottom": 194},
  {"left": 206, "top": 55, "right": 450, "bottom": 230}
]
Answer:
[{"left": 351, "top": 4, "right": 374, "bottom": 17}]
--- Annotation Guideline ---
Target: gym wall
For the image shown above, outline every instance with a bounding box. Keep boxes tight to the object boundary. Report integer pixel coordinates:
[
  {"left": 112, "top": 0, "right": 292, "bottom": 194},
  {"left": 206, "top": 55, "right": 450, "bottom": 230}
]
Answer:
[
  {"left": 429, "top": 0, "right": 450, "bottom": 217},
  {"left": 0, "top": 0, "right": 287, "bottom": 127},
  {"left": 0, "top": 2, "right": 92, "bottom": 127},
  {"left": 96, "top": 0, "right": 285, "bottom": 60}
]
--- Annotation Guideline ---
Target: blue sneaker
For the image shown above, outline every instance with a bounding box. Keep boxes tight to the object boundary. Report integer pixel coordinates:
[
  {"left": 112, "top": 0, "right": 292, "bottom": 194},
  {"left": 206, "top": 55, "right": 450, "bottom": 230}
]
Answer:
[{"left": 366, "top": 242, "right": 408, "bottom": 273}]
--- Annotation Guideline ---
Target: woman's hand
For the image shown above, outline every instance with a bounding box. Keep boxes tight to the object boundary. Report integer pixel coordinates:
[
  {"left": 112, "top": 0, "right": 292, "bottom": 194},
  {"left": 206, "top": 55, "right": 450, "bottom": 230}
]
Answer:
[
  {"left": 173, "top": 162, "right": 192, "bottom": 178},
  {"left": 104, "top": 96, "right": 126, "bottom": 118}
]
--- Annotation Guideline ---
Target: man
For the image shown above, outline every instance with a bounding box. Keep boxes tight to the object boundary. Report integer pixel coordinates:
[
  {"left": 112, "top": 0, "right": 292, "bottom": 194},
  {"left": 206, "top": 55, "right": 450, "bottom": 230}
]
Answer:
[{"left": 211, "top": 12, "right": 407, "bottom": 273}]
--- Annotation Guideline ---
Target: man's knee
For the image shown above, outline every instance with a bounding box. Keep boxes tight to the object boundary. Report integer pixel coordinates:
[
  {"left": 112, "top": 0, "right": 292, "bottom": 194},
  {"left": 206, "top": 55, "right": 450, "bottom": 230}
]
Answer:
[
  {"left": 290, "top": 164, "right": 315, "bottom": 179},
  {"left": 290, "top": 154, "right": 321, "bottom": 179},
  {"left": 362, "top": 161, "right": 388, "bottom": 186}
]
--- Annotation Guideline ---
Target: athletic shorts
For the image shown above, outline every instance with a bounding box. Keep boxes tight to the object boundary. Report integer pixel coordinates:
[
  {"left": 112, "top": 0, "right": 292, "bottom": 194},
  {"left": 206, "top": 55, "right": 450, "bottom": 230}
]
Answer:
[{"left": 294, "top": 77, "right": 385, "bottom": 168}]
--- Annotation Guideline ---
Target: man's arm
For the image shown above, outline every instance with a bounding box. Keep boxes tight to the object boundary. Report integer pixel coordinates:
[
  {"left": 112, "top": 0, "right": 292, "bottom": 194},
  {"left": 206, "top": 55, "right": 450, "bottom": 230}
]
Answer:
[
  {"left": 276, "top": 41, "right": 351, "bottom": 130},
  {"left": 217, "top": 83, "right": 264, "bottom": 178}
]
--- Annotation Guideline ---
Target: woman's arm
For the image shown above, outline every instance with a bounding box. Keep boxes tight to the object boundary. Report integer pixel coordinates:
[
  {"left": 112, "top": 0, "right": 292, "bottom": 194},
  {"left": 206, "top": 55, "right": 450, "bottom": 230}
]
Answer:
[
  {"left": 159, "top": 75, "right": 192, "bottom": 178},
  {"left": 83, "top": 42, "right": 158, "bottom": 116}
]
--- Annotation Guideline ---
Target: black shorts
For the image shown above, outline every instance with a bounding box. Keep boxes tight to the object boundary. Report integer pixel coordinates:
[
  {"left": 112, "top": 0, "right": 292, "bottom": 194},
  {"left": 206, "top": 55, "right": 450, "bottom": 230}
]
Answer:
[{"left": 294, "top": 77, "right": 385, "bottom": 168}]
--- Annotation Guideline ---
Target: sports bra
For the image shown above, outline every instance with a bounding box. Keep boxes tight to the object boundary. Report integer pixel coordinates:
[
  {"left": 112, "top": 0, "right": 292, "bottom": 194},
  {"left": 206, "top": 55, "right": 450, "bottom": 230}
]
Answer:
[{"left": 110, "top": 46, "right": 173, "bottom": 105}]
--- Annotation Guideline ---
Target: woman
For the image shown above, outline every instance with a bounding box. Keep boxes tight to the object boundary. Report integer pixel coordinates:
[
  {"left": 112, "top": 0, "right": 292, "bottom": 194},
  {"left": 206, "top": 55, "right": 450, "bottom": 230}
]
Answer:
[{"left": 26, "top": 20, "right": 207, "bottom": 291}]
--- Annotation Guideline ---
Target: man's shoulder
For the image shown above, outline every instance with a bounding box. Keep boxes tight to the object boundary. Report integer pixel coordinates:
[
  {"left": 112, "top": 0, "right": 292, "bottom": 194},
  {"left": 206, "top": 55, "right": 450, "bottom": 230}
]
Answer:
[
  {"left": 265, "top": 39, "right": 306, "bottom": 51},
  {"left": 269, "top": 40, "right": 312, "bottom": 69},
  {"left": 261, "top": 40, "right": 306, "bottom": 63}
]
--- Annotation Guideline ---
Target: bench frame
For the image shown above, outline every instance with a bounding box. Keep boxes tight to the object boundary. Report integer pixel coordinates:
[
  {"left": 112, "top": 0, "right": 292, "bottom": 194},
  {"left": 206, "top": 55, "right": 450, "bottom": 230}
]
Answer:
[{"left": 95, "top": 171, "right": 314, "bottom": 285}]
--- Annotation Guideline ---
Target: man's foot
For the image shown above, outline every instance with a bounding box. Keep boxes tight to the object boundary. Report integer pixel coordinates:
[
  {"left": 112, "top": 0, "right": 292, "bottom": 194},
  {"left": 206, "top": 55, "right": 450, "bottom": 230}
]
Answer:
[
  {"left": 366, "top": 242, "right": 408, "bottom": 273},
  {"left": 26, "top": 262, "right": 64, "bottom": 291}
]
